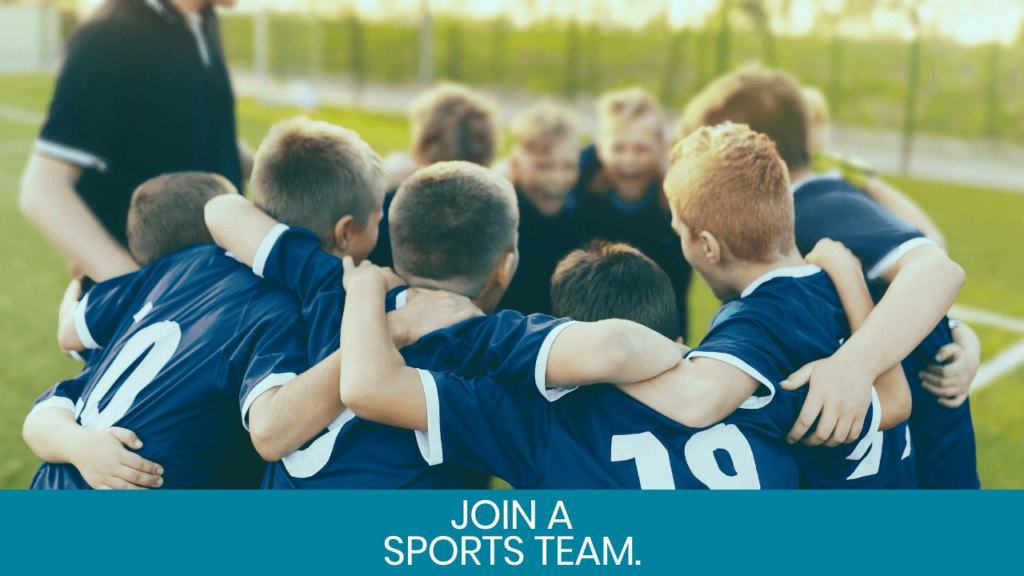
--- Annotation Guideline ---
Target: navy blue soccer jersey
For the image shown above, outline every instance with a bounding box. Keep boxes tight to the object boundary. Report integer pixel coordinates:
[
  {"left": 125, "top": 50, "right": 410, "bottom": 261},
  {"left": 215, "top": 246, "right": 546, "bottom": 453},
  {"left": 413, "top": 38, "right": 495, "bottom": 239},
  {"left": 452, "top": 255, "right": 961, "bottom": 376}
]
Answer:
[
  {"left": 252, "top": 225, "right": 575, "bottom": 489},
  {"left": 685, "top": 264, "right": 914, "bottom": 489},
  {"left": 497, "top": 191, "right": 583, "bottom": 316},
  {"left": 415, "top": 369, "right": 800, "bottom": 489},
  {"left": 792, "top": 174, "right": 979, "bottom": 489},
  {"left": 29, "top": 244, "right": 308, "bottom": 489}
]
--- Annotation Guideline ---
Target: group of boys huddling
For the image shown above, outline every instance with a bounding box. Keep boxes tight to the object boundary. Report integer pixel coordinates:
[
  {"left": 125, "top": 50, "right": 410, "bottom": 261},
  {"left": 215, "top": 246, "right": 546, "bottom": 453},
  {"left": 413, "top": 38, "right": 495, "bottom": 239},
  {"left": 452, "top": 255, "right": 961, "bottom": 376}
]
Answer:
[{"left": 24, "top": 65, "right": 981, "bottom": 490}]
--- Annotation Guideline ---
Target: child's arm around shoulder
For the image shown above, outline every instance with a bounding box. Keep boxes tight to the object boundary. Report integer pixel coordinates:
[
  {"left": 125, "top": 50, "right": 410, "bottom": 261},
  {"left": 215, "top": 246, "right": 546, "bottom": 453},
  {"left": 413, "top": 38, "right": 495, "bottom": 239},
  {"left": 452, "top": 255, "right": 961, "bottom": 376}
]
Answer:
[
  {"left": 543, "top": 321, "right": 685, "bottom": 389},
  {"left": 338, "top": 258, "right": 441, "bottom": 431},
  {"left": 204, "top": 194, "right": 282, "bottom": 268},
  {"left": 796, "top": 239, "right": 911, "bottom": 433}
]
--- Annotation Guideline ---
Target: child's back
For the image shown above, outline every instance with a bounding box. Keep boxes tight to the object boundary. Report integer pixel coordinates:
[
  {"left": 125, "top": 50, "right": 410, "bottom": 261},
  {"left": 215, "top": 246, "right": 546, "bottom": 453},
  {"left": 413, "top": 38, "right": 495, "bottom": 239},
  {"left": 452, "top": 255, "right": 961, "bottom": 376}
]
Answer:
[{"left": 33, "top": 175, "right": 308, "bottom": 489}]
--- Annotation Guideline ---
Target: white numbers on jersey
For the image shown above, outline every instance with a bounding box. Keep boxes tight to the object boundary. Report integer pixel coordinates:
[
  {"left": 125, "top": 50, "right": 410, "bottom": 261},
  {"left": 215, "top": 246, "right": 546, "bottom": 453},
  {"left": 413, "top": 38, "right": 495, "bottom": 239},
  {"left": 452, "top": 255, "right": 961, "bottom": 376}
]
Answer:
[
  {"left": 76, "top": 321, "right": 182, "bottom": 430},
  {"left": 611, "top": 424, "right": 761, "bottom": 490},
  {"left": 846, "top": 429, "right": 884, "bottom": 480},
  {"left": 280, "top": 409, "right": 356, "bottom": 478}
]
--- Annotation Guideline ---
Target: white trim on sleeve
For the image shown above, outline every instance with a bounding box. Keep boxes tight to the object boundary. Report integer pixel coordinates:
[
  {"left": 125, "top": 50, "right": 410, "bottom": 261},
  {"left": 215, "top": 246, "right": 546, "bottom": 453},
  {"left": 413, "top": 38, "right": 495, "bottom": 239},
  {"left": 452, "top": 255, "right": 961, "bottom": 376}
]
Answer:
[
  {"left": 252, "top": 223, "right": 290, "bottom": 278},
  {"left": 847, "top": 387, "right": 882, "bottom": 461},
  {"left": 686, "top": 351, "right": 776, "bottom": 409},
  {"left": 29, "top": 396, "right": 77, "bottom": 416},
  {"left": 73, "top": 291, "right": 101, "bottom": 350},
  {"left": 240, "top": 372, "right": 297, "bottom": 431},
  {"left": 948, "top": 318, "right": 966, "bottom": 331},
  {"left": 533, "top": 321, "right": 579, "bottom": 402},
  {"left": 395, "top": 288, "right": 408, "bottom": 310},
  {"left": 35, "top": 140, "right": 108, "bottom": 172},
  {"left": 69, "top": 350, "right": 85, "bottom": 362},
  {"left": 866, "top": 237, "right": 935, "bottom": 280},
  {"left": 414, "top": 369, "right": 443, "bottom": 466}
]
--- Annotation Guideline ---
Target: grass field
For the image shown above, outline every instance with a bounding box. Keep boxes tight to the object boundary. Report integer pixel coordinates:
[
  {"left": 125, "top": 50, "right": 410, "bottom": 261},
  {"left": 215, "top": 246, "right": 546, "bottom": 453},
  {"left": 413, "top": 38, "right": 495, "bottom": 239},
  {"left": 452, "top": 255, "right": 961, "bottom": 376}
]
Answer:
[{"left": 0, "top": 73, "right": 1021, "bottom": 489}]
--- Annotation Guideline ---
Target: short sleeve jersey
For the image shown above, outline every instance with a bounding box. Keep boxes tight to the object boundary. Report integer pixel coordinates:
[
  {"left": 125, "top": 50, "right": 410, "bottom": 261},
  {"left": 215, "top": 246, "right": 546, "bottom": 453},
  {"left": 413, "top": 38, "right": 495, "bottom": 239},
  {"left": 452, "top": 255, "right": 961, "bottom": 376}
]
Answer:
[
  {"left": 686, "top": 265, "right": 914, "bottom": 489},
  {"left": 497, "top": 190, "right": 584, "bottom": 316},
  {"left": 252, "top": 226, "right": 576, "bottom": 489},
  {"left": 414, "top": 369, "right": 800, "bottom": 489},
  {"left": 573, "top": 145, "right": 692, "bottom": 341},
  {"left": 792, "top": 174, "right": 978, "bottom": 489},
  {"left": 36, "top": 0, "right": 242, "bottom": 247},
  {"left": 30, "top": 244, "right": 308, "bottom": 489}
]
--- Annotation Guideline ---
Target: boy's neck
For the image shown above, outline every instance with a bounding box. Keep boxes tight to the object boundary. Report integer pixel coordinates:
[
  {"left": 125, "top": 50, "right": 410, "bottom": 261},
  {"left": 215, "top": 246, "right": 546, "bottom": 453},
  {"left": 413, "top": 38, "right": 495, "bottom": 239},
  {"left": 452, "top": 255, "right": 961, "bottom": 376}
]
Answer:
[
  {"left": 787, "top": 165, "right": 813, "bottom": 190},
  {"left": 168, "top": 0, "right": 206, "bottom": 15},
  {"left": 726, "top": 249, "right": 810, "bottom": 299}
]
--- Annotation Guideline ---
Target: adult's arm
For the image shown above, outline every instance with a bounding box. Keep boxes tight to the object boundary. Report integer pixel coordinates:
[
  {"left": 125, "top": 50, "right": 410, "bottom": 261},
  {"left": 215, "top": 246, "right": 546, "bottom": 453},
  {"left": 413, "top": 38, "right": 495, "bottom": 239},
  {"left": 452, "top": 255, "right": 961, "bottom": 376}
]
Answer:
[
  {"left": 860, "top": 177, "right": 947, "bottom": 251},
  {"left": 19, "top": 154, "right": 138, "bottom": 281}
]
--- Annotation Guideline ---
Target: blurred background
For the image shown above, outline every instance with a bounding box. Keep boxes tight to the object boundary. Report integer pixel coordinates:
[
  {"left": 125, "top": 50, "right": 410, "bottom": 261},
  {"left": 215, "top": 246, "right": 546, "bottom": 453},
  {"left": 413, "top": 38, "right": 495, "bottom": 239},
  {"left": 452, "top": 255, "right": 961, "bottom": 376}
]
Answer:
[{"left": 0, "top": 0, "right": 1022, "bottom": 489}]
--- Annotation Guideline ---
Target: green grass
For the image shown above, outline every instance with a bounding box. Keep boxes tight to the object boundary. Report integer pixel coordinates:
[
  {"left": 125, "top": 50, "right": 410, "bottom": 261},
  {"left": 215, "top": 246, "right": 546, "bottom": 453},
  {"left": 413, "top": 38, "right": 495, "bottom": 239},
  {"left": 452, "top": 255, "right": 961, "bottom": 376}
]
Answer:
[{"left": 1, "top": 73, "right": 1021, "bottom": 489}]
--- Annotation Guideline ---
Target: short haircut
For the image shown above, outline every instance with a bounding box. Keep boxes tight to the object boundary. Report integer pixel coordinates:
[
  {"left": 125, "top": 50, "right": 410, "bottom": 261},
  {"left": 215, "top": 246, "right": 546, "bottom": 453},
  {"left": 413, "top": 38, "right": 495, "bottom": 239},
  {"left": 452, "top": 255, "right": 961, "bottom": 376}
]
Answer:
[
  {"left": 389, "top": 161, "right": 518, "bottom": 296},
  {"left": 252, "top": 116, "right": 384, "bottom": 249},
  {"left": 410, "top": 83, "right": 499, "bottom": 167},
  {"left": 666, "top": 122, "right": 794, "bottom": 263},
  {"left": 511, "top": 99, "right": 578, "bottom": 154},
  {"left": 551, "top": 240, "right": 679, "bottom": 341},
  {"left": 597, "top": 87, "right": 665, "bottom": 139},
  {"left": 127, "top": 172, "right": 232, "bottom": 267},
  {"left": 675, "top": 66, "right": 811, "bottom": 171}
]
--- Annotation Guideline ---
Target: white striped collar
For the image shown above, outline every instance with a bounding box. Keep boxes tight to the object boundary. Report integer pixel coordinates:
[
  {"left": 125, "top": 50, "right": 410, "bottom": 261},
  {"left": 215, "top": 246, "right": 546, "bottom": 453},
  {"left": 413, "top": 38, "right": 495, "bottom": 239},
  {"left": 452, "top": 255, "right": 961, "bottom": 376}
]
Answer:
[{"left": 740, "top": 264, "right": 822, "bottom": 298}]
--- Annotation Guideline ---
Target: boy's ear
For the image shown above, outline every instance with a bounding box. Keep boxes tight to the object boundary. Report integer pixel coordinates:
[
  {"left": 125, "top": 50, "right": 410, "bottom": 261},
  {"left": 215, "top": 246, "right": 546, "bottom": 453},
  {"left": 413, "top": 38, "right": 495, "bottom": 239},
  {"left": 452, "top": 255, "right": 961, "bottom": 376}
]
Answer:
[
  {"left": 333, "top": 215, "right": 357, "bottom": 254},
  {"left": 497, "top": 249, "right": 519, "bottom": 290},
  {"left": 699, "top": 231, "right": 722, "bottom": 266}
]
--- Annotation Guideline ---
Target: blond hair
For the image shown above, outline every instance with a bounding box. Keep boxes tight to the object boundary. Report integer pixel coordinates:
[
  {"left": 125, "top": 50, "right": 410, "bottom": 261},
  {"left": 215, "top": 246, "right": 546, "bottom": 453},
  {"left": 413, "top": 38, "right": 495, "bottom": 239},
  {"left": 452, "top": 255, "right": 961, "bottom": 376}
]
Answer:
[
  {"left": 666, "top": 122, "right": 794, "bottom": 263},
  {"left": 511, "top": 99, "right": 578, "bottom": 154},
  {"left": 597, "top": 87, "right": 664, "bottom": 139},
  {"left": 252, "top": 116, "right": 384, "bottom": 249},
  {"left": 410, "top": 83, "right": 499, "bottom": 167}
]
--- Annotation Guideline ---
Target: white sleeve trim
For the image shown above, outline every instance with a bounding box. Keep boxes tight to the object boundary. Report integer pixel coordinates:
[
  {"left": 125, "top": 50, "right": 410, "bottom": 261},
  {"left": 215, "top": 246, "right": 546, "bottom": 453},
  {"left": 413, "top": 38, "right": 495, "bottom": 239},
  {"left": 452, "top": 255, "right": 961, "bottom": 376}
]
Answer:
[
  {"left": 252, "top": 223, "right": 290, "bottom": 278},
  {"left": 69, "top": 350, "right": 85, "bottom": 362},
  {"left": 414, "top": 369, "right": 443, "bottom": 466},
  {"left": 686, "top": 351, "right": 776, "bottom": 409},
  {"left": 948, "top": 318, "right": 966, "bottom": 330},
  {"left": 35, "top": 139, "right": 108, "bottom": 172},
  {"left": 240, "top": 372, "right": 296, "bottom": 431},
  {"left": 29, "top": 396, "right": 76, "bottom": 416},
  {"left": 866, "top": 237, "right": 936, "bottom": 280},
  {"left": 73, "top": 291, "right": 101, "bottom": 350},
  {"left": 847, "top": 388, "right": 882, "bottom": 461},
  {"left": 395, "top": 288, "right": 408, "bottom": 310},
  {"left": 533, "top": 321, "right": 579, "bottom": 402}
]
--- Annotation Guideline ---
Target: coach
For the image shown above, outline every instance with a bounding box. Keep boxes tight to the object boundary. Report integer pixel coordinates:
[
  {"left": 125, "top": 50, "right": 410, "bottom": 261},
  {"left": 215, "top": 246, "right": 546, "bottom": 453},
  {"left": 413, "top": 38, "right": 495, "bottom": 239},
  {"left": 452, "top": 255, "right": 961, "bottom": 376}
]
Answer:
[{"left": 19, "top": 0, "right": 250, "bottom": 282}]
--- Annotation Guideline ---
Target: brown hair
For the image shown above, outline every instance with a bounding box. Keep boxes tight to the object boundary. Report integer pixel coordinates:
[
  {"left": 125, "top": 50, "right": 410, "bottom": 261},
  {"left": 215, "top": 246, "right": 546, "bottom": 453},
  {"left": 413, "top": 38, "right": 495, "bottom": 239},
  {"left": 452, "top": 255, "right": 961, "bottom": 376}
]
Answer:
[
  {"left": 551, "top": 240, "right": 679, "bottom": 340},
  {"left": 675, "top": 66, "right": 811, "bottom": 171},
  {"left": 389, "top": 161, "right": 518, "bottom": 296},
  {"left": 511, "top": 99, "right": 578, "bottom": 154},
  {"left": 127, "top": 172, "right": 233, "bottom": 266},
  {"left": 666, "top": 122, "right": 794, "bottom": 263},
  {"left": 411, "top": 83, "right": 499, "bottom": 167},
  {"left": 597, "top": 87, "right": 664, "bottom": 140},
  {"left": 252, "top": 116, "right": 384, "bottom": 249}
]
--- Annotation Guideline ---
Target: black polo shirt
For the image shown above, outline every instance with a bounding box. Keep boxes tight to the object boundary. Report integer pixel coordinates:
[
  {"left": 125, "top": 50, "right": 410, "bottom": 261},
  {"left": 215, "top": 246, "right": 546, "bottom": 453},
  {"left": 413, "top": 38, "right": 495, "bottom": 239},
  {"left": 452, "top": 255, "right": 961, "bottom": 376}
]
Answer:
[{"left": 36, "top": 0, "right": 242, "bottom": 248}]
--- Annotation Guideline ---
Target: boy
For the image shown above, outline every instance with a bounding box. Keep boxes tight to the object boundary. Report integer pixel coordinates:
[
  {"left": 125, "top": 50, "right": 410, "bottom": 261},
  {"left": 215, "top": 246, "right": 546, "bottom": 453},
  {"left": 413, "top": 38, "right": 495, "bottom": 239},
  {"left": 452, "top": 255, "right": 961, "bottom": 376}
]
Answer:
[
  {"left": 339, "top": 241, "right": 800, "bottom": 489},
  {"left": 368, "top": 83, "right": 500, "bottom": 270},
  {"left": 339, "top": 125, "right": 915, "bottom": 489},
  {"left": 207, "top": 161, "right": 684, "bottom": 488},
  {"left": 676, "top": 67, "right": 977, "bottom": 489},
  {"left": 204, "top": 117, "right": 481, "bottom": 478},
  {"left": 801, "top": 84, "right": 947, "bottom": 250},
  {"left": 497, "top": 99, "right": 583, "bottom": 316},
  {"left": 574, "top": 88, "right": 692, "bottom": 341},
  {"left": 24, "top": 172, "right": 310, "bottom": 489}
]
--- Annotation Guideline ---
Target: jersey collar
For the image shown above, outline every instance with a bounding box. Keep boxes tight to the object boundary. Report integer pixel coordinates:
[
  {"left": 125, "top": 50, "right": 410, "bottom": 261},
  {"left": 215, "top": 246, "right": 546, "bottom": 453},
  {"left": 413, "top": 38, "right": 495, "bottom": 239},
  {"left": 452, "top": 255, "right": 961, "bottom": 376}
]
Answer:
[
  {"left": 740, "top": 264, "right": 822, "bottom": 298},
  {"left": 790, "top": 171, "right": 843, "bottom": 195}
]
